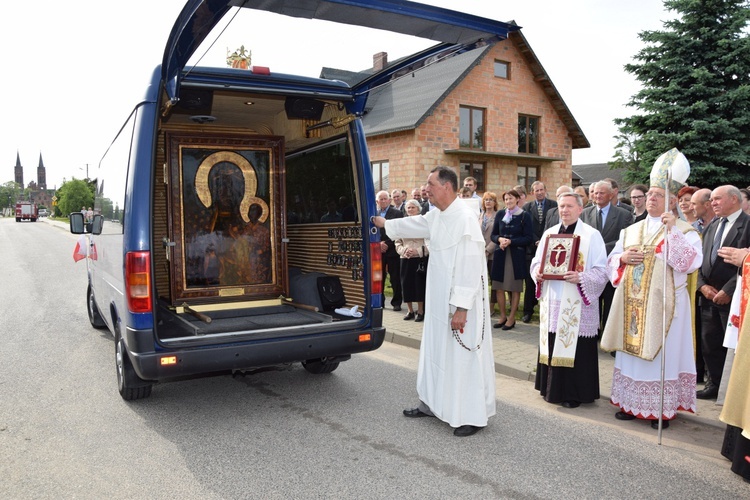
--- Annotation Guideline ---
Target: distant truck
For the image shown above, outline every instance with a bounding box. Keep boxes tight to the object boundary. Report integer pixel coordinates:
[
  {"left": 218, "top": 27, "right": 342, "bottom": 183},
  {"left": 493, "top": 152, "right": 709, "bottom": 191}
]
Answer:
[{"left": 15, "top": 202, "right": 38, "bottom": 222}]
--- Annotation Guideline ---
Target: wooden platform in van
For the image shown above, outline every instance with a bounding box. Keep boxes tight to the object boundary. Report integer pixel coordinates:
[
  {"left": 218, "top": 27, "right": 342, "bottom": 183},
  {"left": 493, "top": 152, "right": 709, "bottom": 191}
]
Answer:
[{"left": 156, "top": 301, "right": 334, "bottom": 338}]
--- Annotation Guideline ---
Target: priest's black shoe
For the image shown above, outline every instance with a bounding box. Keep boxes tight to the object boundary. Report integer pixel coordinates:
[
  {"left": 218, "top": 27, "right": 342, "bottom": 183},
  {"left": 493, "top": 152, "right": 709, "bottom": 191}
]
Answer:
[
  {"left": 696, "top": 384, "right": 719, "bottom": 400},
  {"left": 403, "top": 312, "right": 415, "bottom": 321},
  {"left": 651, "top": 419, "right": 669, "bottom": 429},
  {"left": 522, "top": 314, "right": 532, "bottom": 323},
  {"left": 615, "top": 411, "right": 636, "bottom": 421},
  {"left": 562, "top": 401, "right": 580, "bottom": 408},
  {"left": 403, "top": 408, "right": 432, "bottom": 418},
  {"left": 453, "top": 425, "right": 481, "bottom": 437},
  {"left": 392, "top": 305, "right": 402, "bottom": 312}
]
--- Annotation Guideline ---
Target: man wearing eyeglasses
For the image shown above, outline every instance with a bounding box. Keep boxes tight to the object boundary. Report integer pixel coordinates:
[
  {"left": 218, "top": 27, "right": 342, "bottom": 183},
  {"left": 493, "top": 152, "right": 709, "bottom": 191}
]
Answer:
[
  {"left": 629, "top": 184, "right": 648, "bottom": 222},
  {"left": 602, "top": 149, "right": 702, "bottom": 429}
]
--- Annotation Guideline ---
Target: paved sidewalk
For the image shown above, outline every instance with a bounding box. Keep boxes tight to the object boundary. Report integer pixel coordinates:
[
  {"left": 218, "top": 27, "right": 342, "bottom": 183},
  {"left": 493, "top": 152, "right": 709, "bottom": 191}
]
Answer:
[{"left": 382, "top": 306, "right": 724, "bottom": 429}]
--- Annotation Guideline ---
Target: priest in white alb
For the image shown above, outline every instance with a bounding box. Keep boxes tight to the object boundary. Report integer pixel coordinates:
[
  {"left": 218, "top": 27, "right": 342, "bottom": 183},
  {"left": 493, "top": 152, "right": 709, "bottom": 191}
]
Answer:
[
  {"left": 371, "top": 166, "right": 495, "bottom": 437},
  {"left": 531, "top": 191, "right": 609, "bottom": 408},
  {"left": 601, "top": 148, "right": 702, "bottom": 430}
]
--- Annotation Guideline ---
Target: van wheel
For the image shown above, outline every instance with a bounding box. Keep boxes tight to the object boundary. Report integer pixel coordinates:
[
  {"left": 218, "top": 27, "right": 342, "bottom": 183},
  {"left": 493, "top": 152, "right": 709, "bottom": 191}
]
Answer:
[
  {"left": 115, "top": 330, "right": 153, "bottom": 400},
  {"left": 87, "top": 285, "right": 107, "bottom": 329},
  {"left": 301, "top": 358, "right": 340, "bottom": 374}
]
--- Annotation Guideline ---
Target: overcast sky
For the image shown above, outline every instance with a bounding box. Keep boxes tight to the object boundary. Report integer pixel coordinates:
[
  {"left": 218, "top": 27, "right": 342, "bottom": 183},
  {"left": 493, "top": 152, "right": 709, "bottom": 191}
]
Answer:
[{"left": 1, "top": 0, "right": 671, "bottom": 189}]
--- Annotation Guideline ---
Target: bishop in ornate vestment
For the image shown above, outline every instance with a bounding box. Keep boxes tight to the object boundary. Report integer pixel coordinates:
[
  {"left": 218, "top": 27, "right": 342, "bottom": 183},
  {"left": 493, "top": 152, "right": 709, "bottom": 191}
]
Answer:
[{"left": 601, "top": 149, "right": 702, "bottom": 429}]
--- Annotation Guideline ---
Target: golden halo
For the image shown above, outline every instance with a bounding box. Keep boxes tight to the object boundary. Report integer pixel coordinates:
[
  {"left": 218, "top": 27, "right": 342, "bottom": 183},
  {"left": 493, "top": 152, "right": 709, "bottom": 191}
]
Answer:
[{"left": 194, "top": 151, "right": 269, "bottom": 223}]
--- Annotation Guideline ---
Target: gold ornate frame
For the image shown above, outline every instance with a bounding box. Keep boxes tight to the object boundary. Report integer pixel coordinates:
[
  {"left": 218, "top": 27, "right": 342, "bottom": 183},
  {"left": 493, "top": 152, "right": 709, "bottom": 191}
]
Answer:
[{"left": 167, "top": 133, "right": 286, "bottom": 305}]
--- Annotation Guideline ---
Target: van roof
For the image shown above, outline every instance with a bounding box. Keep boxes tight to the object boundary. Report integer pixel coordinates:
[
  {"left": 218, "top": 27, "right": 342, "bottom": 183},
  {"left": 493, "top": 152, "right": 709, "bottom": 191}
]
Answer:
[{"left": 162, "top": 0, "right": 519, "bottom": 109}]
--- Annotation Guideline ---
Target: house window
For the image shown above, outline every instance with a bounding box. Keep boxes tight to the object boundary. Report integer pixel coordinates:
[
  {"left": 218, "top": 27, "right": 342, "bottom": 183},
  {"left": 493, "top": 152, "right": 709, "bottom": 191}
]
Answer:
[
  {"left": 518, "top": 115, "right": 539, "bottom": 154},
  {"left": 372, "top": 160, "right": 389, "bottom": 192},
  {"left": 517, "top": 166, "right": 538, "bottom": 195},
  {"left": 459, "top": 106, "right": 485, "bottom": 150},
  {"left": 460, "top": 162, "right": 485, "bottom": 192},
  {"left": 494, "top": 60, "right": 510, "bottom": 79}
]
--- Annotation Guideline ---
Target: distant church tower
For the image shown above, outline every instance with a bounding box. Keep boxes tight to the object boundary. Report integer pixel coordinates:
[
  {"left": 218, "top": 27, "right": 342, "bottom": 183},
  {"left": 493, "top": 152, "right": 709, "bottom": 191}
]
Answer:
[
  {"left": 37, "top": 153, "right": 47, "bottom": 190},
  {"left": 14, "top": 151, "right": 23, "bottom": 188}
]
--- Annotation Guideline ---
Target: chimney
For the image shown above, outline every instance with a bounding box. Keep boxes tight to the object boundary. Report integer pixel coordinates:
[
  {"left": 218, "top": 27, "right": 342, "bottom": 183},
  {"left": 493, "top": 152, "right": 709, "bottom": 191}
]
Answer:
[{"left": 373, "top": 52, "right": 388, "bottom": 71}]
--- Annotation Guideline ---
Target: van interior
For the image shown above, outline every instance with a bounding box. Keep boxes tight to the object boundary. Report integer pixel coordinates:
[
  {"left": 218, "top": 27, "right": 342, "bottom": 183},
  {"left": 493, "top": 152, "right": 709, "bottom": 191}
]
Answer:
[{"left": 149, "top": 81, "right": 371, "bottom": 343}]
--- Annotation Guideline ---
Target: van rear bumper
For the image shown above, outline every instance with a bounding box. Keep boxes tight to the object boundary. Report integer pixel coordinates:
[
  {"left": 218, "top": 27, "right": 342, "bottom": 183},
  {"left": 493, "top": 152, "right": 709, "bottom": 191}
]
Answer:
[{"left": 125, "top": 327, "right": 386, "bottom": 381}]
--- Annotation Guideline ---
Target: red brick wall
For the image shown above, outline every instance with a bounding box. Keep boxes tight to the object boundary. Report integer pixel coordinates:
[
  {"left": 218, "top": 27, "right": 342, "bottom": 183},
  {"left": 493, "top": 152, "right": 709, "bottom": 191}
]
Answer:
[{"left": 365, "top": 38, "right": 574, "bottom": 198}]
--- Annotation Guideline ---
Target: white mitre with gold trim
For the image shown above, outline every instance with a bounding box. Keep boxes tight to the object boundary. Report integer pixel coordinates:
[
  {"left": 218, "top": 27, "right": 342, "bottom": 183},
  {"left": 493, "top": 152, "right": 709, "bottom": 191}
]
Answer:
[{"left": 649, "top": 148, "right": 690, "bottom": 193}]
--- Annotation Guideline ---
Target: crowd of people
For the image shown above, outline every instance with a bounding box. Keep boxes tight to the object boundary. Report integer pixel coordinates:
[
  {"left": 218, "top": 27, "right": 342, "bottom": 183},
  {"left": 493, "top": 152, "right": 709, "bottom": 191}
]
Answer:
[{"left": 375, "top": 155, "right": 750, "bottom": 479}]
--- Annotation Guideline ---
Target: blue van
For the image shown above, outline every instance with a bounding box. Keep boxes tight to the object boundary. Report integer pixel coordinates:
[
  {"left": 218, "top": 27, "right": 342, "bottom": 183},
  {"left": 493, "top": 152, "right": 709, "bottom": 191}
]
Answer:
[{"left": 70, "top": 0, "right": 516, "bottom": 399}]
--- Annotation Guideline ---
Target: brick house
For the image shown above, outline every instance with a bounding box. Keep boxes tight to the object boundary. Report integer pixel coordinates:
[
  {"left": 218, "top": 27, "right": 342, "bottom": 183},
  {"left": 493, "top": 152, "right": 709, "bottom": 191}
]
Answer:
[{"left": 322, "top": 30, "right": 588, "bottom": 196}]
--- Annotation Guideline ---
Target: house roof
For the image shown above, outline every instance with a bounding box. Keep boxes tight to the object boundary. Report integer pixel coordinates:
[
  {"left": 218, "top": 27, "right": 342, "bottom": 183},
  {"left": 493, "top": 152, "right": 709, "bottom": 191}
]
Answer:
[
  {"left": 320, "top": 28, "right": 589, "bottom": 149},
  {"left": 365, "top": 45, "right": 491, "bottom": 136},
  {"left": 572, "top": 163, "right": 628, "bottom": 191},
  {"left": 512, "top": 31, "right": 589, "bottom": 149}
]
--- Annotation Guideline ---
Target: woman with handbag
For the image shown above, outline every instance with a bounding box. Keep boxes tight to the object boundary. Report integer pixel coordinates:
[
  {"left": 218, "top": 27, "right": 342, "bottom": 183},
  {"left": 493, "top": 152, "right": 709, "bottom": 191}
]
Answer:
[
  {"left": 395, "top": 199, "right": 429, "bottom": 322},
  {"left": 480, "top": 192, "right": 500, "bottom": 315},
  {"left": 491, "top": 189, "right": 534, "bottom": 330}
]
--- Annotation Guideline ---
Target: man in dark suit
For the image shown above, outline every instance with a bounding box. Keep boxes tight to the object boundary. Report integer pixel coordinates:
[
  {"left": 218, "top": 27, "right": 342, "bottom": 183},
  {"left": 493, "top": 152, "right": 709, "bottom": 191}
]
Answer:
[
  {"left": 391, "top": 189, "right": 406, "bottom": 214},
  {"left": 696, "top": 185, "right": 750, "bottom": 399},
  {"left": 604, "top": 177, "right": 635, "bottom": 221},
  {"left": 581, "top": 180, "right": 633, "bottom": 335},
  {"left": 377, "top": 190, "right": 404, "bottom": 310},
  {"left": 521, "top": 181, "right": 558, "bottom": 323}
]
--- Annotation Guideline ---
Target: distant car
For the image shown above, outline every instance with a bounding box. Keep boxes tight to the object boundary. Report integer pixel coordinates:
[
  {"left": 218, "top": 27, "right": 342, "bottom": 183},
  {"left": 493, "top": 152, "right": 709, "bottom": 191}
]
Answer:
[{"left": 38, "top": 209, "right": 49, "bottom": 218}]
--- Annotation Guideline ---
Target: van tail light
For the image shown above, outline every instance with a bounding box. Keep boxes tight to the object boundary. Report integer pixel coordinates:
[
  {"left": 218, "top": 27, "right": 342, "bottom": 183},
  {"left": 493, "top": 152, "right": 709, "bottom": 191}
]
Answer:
[
  {"left": 371, "top": 242, "right": 383, "bottom": 295},
  {"left": 125, "top": 251, "right": 152, "bottom": 313}
]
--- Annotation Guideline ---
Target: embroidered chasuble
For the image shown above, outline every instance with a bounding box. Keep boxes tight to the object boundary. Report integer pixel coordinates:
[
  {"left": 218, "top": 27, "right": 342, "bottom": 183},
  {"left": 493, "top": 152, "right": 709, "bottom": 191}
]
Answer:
[{"left": 601, "top": 218, "right": 695, "bottom": 361}]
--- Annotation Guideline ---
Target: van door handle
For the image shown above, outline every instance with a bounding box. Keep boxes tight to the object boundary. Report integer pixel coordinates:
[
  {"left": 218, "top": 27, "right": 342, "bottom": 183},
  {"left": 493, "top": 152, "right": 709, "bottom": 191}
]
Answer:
[{"left": 162, "top": 237, "right": 176, "bottom": 248}]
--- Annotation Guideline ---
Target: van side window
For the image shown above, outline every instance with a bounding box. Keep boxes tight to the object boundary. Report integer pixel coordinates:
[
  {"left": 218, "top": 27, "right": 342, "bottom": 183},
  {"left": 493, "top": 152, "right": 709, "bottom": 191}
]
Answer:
[
  {"left": 286, "top": 137, "right": 358, "bottom": 224},
  {"left": 98, "top": 107, "right": 137, "bottom": 230}
]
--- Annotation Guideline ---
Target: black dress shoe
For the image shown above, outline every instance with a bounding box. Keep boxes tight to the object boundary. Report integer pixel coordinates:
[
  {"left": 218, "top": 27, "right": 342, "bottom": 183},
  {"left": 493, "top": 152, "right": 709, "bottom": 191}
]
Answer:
[
  {"left": 696, "top": 384, "right": 719, "bottom": 400},
  {"left": 522, "top": 314, "right": 531, "bottom": 323},
  {"left": 403, "top": 408, "right": 432, "bottom": 418},
  {"left": 615, "top": 411, "right": 636, "bottom": 421},
  {"left": 651, "top": 419, "right": 669, "bottom": 429},
  {"left": 501, "top": 322, "right": 515, "bottom": 331},
  {"left": 453, "top": 425, "right": 482, "bottom": 437},
  {"left": 562, "top": 401, "right": 580, "bottom": 408},
  {"left": 403, "top": 312, "right": 415, "bottom": 321},
  {"left": 392, "top": 305, "right": 402, "bottom": 312},
  {"left": 493, "top": 318, "right": 507, "bottom": 329},
  {"left": 415, "top": 313, "right": 424, "bottom": 322}
]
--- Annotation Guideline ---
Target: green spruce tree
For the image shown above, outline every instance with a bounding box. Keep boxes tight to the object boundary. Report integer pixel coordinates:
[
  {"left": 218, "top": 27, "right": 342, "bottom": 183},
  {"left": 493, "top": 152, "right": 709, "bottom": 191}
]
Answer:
[{"left": 613, "top": 0, "right": 750, "bottom": 187}]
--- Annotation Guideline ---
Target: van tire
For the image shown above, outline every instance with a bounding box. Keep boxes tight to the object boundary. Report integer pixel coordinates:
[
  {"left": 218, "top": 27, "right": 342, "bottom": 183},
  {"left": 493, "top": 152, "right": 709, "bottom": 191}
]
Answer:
[
  {"left": 87, "top": 285, "right": 107, "bottom": 329},
  {"left": 301, "top": 358, "right": 340, "bottom": 374},
  {"left": 115, "top": 329, "right": 153, "bottom": 400}
]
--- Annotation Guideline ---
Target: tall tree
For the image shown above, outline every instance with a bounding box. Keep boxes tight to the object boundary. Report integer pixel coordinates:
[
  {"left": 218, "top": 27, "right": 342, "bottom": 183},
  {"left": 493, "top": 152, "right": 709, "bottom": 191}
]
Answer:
[
  {"left": 57, "top": 179, "right": 94, "bottom": 216},
  {"left": 613, "top": 0, "right": 750, "bottom": 188}
]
